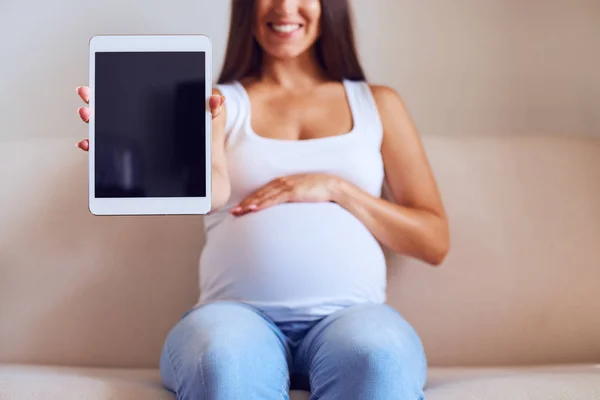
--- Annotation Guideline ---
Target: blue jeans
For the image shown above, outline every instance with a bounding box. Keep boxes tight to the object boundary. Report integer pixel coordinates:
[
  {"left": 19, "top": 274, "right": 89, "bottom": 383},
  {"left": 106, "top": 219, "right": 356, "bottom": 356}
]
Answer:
[{"left": 160, "top": 301, "right": 427, "bottom": 400}]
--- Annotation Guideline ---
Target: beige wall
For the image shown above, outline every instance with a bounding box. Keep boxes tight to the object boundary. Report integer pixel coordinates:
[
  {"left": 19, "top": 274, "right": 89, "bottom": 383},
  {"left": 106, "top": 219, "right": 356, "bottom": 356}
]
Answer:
[
  {"left": 357, "top": 0, "right": 600, "bottom": 137},
  {"left": 0, "top": 0, "right": 598, "bottom": 141}
]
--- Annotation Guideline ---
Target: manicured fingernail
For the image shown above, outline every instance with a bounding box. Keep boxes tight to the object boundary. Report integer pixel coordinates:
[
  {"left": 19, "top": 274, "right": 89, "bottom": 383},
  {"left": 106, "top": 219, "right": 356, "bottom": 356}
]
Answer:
[
  {"left": 231, "top": 206, "right": 241, "bottom": 212},
  {"left": 248, "top": 204, "right": 257, "bottom": 210},
  {"left": 75, "top": 142, "right": 79, "bottom": 148}
]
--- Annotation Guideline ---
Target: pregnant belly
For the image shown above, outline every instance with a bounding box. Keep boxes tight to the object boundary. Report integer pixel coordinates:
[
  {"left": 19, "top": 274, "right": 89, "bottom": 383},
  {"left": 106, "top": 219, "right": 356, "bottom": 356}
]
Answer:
[{"left": 199, "top": 203, "right": 387, "bottom": 307}]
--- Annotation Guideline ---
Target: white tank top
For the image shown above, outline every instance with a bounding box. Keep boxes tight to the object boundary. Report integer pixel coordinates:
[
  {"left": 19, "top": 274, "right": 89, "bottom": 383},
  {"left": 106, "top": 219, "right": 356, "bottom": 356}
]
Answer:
[{"left": 197, "top": 79, "right": 387, "bottom": 322}]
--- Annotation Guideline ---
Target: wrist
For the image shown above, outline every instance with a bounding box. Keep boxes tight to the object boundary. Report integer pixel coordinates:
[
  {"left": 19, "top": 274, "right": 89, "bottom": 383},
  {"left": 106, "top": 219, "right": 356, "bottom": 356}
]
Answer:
[
  {"left": 328, "top": 175, "right": 353, "bottom": 205},
  {"left": 211, "top": 165, "right": 231, "bottom": 208}
]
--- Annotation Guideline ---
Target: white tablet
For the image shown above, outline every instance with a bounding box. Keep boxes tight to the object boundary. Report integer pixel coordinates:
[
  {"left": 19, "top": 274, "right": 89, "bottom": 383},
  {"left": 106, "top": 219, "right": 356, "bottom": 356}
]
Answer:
[{"left": 88, "top": 35, "right": 212, "bottom": 215}]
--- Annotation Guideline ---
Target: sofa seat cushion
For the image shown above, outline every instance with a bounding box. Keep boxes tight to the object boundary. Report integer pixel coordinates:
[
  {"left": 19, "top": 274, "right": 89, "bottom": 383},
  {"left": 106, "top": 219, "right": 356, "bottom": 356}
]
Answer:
[
  {"left": 425, "top": 365, "right": 600, "bottom": 399},
  {"left": 0, "top": 365, "right": 172, "bottom": 400},
  {"left": 1, "top": 364, "right": 599, "bottom": 400}
]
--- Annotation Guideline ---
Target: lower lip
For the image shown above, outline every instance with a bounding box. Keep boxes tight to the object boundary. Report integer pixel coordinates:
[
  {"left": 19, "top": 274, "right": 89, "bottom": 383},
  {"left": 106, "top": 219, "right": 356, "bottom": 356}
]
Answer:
[{"left": 268, "top": 25, "right": 303, "bottom": 39}]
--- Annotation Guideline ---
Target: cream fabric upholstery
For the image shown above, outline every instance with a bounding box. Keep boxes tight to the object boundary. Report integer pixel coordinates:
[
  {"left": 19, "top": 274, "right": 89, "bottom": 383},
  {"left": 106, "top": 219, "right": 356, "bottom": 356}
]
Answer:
[
  {"left": 1, "top": 135, "right": 599, "bottom": 398},
  {"left": 1, "top": 364, "right": 599, "bottom": 400}
]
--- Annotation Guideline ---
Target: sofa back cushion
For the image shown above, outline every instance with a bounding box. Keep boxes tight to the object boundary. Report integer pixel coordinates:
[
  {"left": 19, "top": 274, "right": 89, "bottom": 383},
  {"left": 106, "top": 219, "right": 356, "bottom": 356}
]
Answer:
[{"left": 0, "top": 135, "right": 598, "bottom": 367}]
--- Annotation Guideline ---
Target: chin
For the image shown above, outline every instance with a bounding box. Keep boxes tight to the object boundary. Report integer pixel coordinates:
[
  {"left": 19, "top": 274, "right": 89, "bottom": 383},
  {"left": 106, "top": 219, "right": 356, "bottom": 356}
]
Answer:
[
  {"left": 268, "top": 49, "right": 304, "bottom": 60},
  {"left": 262, "top": 44, "right": 312, "bottom": 61}
]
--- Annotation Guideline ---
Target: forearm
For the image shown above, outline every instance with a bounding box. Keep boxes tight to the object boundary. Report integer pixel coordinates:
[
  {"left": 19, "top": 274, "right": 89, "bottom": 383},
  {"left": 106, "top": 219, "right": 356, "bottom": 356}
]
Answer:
[
  {"left": 331, "top": 179, "right": 449, "bottom": 265},
  {"left": 211, "top": 163, "right": 231, "bottom": 211}
]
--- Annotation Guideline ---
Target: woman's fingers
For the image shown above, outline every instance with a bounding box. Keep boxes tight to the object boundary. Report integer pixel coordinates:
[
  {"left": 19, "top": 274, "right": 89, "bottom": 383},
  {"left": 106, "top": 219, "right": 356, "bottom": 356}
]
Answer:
[
  {"left": 209, "top": 94, "right": 225, "bottom": 119},
  {"left": 75, "top": 86, "right": 90, "bottom": 152},
  {"left": 76, "top": 86, "right": 91, "bottom": 122},
  {"left": 76, "top": 139, "right": 89, "bottom": 151},
  {"left": 252, "top": 194, "right": 289, "bottom": 212},
  {"left": 231, "top": 189, "right": 265, "bottom": 214},
  {"left": 232, "top": 190, "right": 289, "bottom": 215},
  {"left": 78, "top": 106, "right": 91, "bottom": 123},
  {"left": 232, "top": 182, "right": 289, "bottom": 215},
  {"left": 77, "top": 86, "right": 90, "bottom": 104},
  {"left": 235, "top": 183, "right": 277, "bottom": 210}
]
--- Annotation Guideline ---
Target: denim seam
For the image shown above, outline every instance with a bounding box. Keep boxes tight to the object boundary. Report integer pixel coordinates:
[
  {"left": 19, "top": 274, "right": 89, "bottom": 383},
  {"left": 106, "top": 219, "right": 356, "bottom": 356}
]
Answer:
[{"left": 198, "top": 355, "right": 207, "bottom": 400}]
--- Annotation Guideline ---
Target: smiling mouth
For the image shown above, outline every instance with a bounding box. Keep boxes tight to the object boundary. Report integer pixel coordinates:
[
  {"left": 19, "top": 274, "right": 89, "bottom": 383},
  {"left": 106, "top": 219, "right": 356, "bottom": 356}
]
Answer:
[{"left": 268, "top": 23, "right": 303, "bottom": 34}]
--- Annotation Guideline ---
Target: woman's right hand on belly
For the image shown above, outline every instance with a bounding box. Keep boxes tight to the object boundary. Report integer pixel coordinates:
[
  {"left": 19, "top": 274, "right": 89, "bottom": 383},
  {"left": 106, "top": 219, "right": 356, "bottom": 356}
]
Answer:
[{"left": 74, "top": 86, "right": 226, "bottom": 151}]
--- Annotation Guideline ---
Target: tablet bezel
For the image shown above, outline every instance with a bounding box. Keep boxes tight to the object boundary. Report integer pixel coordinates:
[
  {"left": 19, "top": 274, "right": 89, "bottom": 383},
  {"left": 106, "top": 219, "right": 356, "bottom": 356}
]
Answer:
[{"left": 88, "top": 35, "right": 212, "bottom": 216}]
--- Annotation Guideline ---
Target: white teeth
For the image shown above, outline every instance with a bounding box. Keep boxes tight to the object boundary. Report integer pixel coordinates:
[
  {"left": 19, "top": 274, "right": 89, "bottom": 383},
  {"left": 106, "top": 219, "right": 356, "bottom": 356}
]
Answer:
[{"left": 271, "top": 24, "right": 301, "bottom": 33}]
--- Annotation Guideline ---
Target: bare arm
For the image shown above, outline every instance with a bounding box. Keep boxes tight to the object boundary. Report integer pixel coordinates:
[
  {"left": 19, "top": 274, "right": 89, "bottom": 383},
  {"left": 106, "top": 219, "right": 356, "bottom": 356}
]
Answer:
[
  {"left": 209, "top": 88, "right": 231, "bottom": 211},
  {"left": 331, "top": 85, "right": 449, "bottom": 265}
]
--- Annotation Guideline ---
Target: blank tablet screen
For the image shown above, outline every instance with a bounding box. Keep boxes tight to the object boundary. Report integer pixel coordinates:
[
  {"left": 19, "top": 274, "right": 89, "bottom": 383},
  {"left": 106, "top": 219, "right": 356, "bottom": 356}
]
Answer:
[{"left": 94, "top": 51, "right": 206, "bottom": 198}]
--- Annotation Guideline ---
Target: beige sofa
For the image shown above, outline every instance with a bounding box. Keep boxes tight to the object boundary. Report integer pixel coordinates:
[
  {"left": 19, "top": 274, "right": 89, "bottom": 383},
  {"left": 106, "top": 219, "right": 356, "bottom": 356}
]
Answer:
[{"left": 1, "top": 135, "right": 599, "bottom": 399}]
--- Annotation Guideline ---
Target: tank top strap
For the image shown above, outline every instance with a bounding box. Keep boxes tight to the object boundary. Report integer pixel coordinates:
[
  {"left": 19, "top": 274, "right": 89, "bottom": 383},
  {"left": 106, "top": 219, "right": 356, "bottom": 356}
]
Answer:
[{"left": 342, "top": 79, "right": 384, "bottom": 147}]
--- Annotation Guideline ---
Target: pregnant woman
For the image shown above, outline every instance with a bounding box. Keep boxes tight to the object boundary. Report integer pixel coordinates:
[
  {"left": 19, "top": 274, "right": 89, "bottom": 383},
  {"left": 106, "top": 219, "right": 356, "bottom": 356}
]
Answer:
[{"left": 75, "top": 0, "right": 449, "bottom": 399}]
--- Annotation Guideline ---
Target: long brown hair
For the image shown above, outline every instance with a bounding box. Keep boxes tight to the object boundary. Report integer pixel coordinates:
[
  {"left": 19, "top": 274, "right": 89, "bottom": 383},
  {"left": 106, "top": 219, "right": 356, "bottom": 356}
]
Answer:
[{"left": 218, "top": 0, "right": 366, "bottom": 84}]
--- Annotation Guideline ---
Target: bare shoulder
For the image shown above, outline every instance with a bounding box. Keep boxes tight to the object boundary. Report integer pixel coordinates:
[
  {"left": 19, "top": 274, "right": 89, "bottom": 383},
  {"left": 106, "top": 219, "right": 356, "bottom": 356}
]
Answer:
[
  {"left": 369, "top": 85, "right": 404, "bottom": 109},
  {"left": 369, "top": 84, "right": 411, "bottom": 131},
  {"left": 368, "top": 84, "right": 416, "bottom": 139}
]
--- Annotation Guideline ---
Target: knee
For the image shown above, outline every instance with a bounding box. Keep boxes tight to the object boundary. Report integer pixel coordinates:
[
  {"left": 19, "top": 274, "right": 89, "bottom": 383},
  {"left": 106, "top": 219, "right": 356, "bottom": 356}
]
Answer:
[
  {"left": 159, "top": 303, "right": 290, "bottom": 399},
  {"left": 308, "top": 305, "right": 427, "bottom": 398},
  {"left": 160, "top": 325, "right": 255, "bottom": 396},
  {"left": 160, "top": 338, "right": 253, "bottom": 400},
  {"left": 334, "top": 339, "right": 426, "bottom": 399},
  {"left": 335, "top": 334, "right": 426, "bottom": 383},
  {"left": 165, "top": 323, "right": 253, "bottom": 376},
  {"left": 161, "top": 304, "right": 286, "bottom": 381},
  {"left": 196, "top": 339, "right": 247, "bottom": 376},
  {"left": 344, "top": 340, "right": 403, "bottom": 375}
]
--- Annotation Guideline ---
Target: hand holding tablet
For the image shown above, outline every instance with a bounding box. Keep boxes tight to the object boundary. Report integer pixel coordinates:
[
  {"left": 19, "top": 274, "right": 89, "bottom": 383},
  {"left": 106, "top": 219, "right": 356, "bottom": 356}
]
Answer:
[{"left": 78, "top": 35, "right": 215, "bottom": 215}]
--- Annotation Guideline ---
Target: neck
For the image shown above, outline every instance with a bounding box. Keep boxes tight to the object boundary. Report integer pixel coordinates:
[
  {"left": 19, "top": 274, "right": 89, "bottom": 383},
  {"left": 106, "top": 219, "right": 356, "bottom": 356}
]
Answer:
[{"left": 259, "top": 48, "right": 328, "bottom": 90}]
